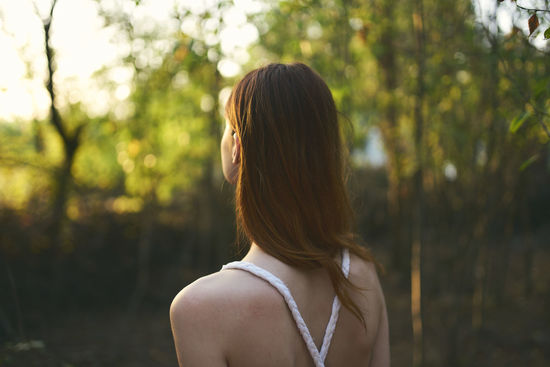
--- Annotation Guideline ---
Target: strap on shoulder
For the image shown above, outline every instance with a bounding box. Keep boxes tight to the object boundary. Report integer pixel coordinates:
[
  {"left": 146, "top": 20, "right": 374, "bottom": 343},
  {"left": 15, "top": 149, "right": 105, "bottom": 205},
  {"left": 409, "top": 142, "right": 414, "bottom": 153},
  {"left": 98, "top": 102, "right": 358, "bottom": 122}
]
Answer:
[{"left": 220, "top": 248, "right": 351, "bottom": 366}]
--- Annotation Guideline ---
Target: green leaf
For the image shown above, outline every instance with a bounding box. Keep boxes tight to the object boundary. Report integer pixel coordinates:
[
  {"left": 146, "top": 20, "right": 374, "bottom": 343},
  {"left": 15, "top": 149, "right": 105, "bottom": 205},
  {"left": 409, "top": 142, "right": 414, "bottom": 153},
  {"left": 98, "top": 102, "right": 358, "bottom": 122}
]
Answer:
[
  {"left": 520, "top": 154, "right": 539, "bottom": 171},
  {"left": 509, "top": 111, "right": 530, "bottom": 133},
  {"left": 544, "top": 27, "right": 550, "bottom": 40}
]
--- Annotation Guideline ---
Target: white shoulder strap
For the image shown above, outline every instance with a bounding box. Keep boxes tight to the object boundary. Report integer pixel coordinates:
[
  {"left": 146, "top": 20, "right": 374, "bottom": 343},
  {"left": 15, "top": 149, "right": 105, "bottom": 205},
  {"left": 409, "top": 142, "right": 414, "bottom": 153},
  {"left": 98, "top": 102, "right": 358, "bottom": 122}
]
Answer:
[
  {"left": 319, "top": 248, "right": 350, "bottom": 360},
  {"left": 221, "top": 248, "right": 351, "bottom": 367}
]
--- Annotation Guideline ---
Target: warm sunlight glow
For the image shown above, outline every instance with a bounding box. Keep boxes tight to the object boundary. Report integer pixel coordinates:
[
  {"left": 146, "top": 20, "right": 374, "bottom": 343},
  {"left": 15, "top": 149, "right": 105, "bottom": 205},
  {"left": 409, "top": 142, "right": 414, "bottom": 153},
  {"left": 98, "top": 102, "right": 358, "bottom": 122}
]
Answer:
[{"left": 0, "top": 0, "right": 265, "bottom": 121}]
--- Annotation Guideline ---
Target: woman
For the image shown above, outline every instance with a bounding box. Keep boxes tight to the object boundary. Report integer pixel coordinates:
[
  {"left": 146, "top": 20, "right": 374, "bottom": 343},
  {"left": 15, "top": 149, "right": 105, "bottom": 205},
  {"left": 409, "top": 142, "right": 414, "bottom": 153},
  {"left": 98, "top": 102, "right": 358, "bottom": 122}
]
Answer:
[{"left": 170, "top": 63, "right": 390, "bottom": 367}]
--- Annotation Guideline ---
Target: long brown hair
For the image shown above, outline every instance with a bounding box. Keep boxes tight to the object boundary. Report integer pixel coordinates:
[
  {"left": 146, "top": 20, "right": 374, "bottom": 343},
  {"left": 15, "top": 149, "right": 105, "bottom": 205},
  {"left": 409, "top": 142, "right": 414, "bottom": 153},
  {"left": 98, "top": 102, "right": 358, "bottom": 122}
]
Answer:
[{"left": 225, "top": 62, "right": 374, "bottom": 325}]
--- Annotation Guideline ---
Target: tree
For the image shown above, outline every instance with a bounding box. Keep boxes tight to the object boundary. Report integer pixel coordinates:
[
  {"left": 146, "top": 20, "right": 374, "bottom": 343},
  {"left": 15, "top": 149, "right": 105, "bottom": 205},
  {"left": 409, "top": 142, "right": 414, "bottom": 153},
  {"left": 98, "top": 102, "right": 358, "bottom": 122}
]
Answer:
[{"left": 33, "top": 0, "right": 86, "bottom": 244}]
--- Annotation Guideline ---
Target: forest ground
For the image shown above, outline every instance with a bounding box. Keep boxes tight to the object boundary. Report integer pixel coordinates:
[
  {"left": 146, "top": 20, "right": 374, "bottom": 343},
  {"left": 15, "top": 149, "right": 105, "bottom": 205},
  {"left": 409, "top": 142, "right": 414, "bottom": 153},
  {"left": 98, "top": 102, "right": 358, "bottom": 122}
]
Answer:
[{"left": 1, "top": 233, "right": 549, "bottom": 367}]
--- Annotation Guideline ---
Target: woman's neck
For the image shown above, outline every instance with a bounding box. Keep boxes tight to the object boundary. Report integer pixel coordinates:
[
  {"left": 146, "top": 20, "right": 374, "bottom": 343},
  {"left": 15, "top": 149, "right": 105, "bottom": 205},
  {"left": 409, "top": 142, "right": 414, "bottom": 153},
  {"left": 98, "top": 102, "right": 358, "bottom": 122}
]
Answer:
[{"left": 243, "top": 242, "right": 267, "bottom": 261}]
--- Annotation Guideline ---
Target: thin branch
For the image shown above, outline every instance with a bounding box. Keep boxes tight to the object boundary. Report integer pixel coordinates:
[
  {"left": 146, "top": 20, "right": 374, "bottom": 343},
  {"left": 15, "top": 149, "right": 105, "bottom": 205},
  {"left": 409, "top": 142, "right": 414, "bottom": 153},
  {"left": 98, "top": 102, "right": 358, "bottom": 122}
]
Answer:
[
  {"left": 498, "top": 58, "right": 550, "bottom": 139},
  {"left": 0, "top": 155, "right": 55, "bottom": 173},
  {"left": 436, "top": 1, "right": 549, "bottom": 140},
  {"left": 49, "top": 0, "right": 58, "bottom": 20},
  {"left": 29, "top": 0, "right": 58, "bottom": 23},
  {"left": 531, "top": 105, "right": 550, "bottom": 118},
  {"left": 537, "top": 119, "right": 550, "bottom": 137},
  {"left": 30, "top": 0, "right": 41, "bottom": 20},
  {"left": 40, "top": 0, "right": 69, "bottom": 146},
  {"left": 528, "top": 103, "right": 550, "bottom": 138},
  {"left": 516, "top": 3, "right": 550, "bottom": 13}
]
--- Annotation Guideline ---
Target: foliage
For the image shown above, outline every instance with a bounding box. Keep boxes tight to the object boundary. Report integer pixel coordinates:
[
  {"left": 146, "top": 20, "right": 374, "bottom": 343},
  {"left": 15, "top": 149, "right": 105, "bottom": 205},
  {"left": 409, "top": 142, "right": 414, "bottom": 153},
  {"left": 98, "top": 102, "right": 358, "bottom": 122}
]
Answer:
[{"left": 1, "top": 0, "right": 550, "bottom": 366}]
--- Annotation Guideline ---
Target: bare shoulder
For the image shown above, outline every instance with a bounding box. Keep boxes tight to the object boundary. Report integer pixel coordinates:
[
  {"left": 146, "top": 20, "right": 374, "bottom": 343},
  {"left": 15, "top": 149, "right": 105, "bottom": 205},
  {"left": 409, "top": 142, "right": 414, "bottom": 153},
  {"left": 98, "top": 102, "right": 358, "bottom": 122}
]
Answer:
[
  {"left": 347, "top": 253, "right": 387, "bottom": 326},
  {"left": 170, "top": 270, "right": 286, "bottom": 366},
  {"left": 170, "top": 268, "right": 287, "bottom": 342},
  {"left": 171, "top": 269, "right": 284, "bottom": 322},
  {"left": 169, "top": 272, "right": 231, "bottom": 366},
  {"left": 348, "top": 253, "right": 384, "bottom": 294},
  {"left": 170, "top": 272, "right": 228, "bottom": 326}
]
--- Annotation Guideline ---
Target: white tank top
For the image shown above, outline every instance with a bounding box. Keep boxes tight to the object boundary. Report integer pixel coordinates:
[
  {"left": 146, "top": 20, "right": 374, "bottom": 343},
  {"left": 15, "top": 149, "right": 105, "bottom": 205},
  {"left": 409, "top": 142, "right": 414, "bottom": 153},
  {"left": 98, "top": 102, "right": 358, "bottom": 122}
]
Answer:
[{"left": 221, "top": 249, "right": 351, "bottom": 367}]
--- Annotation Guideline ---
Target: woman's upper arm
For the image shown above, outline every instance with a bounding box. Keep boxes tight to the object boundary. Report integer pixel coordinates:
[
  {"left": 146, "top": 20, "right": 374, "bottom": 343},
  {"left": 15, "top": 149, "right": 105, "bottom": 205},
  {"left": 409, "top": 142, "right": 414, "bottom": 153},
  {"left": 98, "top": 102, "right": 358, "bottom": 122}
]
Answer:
[
  {"left": 170, "top": 285, "right": 228, "bottom": 367},
  {"left": 368, "top": 267, "right": 390, "bottom": 367}
]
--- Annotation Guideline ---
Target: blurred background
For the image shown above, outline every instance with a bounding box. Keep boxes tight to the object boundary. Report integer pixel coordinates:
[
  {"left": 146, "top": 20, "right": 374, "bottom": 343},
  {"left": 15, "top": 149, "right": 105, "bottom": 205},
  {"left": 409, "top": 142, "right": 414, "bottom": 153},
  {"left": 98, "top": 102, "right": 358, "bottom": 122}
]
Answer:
[{"left": 0, "top": 0, "right": 549, "bottom": 366}]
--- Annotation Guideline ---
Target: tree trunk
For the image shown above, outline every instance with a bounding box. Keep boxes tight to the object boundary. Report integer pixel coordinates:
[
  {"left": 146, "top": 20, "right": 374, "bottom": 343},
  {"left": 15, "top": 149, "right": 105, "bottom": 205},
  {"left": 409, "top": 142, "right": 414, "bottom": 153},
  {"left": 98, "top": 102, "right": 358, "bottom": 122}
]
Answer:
[
  {"left": 471, "top": 34, "right": 501, "bottom": 333},
  {"left": 375, "top": 0, "right": 408, "bottom": 274},
  {"left": 411, "top": 0, "right": 426, "bottom": 365},
  {"left": 41, "top": 0, "right": 84, "bottom": 245},
  {"left": 128, "top": 203, "right": 154, "bottom": 316},
  {"left": 39, "top": 0, "right": 85, "bottom": 314}
]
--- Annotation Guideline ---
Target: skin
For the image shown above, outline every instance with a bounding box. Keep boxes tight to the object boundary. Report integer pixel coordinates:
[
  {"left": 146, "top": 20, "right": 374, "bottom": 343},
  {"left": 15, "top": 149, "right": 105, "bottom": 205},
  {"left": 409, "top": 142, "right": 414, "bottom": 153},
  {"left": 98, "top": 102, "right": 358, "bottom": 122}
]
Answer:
[
  {"left": 220, "top": 121, "right": 240, "bottom": 185},
  {"left": 170, "top": 121, "right": 390, "bottom": 367}
]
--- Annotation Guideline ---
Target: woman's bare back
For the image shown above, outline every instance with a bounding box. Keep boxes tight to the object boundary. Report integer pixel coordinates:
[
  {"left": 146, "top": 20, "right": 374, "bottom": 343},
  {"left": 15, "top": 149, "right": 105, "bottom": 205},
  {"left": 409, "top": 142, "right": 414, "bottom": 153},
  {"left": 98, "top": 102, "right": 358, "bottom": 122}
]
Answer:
[{"left": 170, "top": 244, "right": 389, "bottom": 367}]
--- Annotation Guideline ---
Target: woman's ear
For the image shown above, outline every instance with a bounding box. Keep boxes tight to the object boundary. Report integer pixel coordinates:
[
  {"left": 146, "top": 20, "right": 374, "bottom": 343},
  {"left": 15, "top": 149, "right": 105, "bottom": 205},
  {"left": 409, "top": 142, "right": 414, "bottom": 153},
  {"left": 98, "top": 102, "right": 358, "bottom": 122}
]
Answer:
[{"left": 231, "top": 133, "right": 240, "bottom": 164}]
